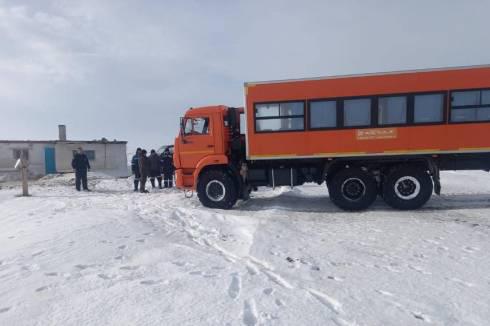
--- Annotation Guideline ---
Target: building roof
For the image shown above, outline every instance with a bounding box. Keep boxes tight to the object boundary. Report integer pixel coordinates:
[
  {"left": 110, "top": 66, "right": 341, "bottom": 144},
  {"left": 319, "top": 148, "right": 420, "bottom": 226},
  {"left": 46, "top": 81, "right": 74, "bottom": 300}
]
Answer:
[{"left": 0, "top": 140, "right": 127, "bottom": 144}]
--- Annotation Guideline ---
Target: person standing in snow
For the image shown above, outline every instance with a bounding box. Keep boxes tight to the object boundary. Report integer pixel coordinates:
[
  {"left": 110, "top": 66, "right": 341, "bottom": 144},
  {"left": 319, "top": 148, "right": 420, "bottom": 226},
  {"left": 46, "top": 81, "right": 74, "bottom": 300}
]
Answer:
[
  {"left": 71, "top": 147, "right": 91, "bottom": 191},
  {"left": 161, "top": 148, "right": 175, "bottom": 188},
  {"left": 138, "top": 149, "right": 151, "bottom": 193},
  {"left": 149, "top": 149, "right": 163, "bottom": 189},
  {"left": 131, "top": 148, "right": 142, "bottom": 192}
]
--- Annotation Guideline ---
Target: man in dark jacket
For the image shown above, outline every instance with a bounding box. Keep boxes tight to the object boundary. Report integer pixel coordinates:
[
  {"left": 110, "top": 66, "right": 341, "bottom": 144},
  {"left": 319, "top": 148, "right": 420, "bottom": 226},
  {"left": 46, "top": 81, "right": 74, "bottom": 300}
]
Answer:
[
  {"left": 149, "top": 149, "right": 163, "bottom": 189},
  {"left": 139, "top": 149, "right": 151, "bottom": 193},
  {"left": 131, "top": 148, "right": 142, "bottom": 191},
  {"left": 71, "top": 147, "right": 91, "bottom": 191},
  {"left": 161, "top": 148, "right": 175, "bottom": 188}
]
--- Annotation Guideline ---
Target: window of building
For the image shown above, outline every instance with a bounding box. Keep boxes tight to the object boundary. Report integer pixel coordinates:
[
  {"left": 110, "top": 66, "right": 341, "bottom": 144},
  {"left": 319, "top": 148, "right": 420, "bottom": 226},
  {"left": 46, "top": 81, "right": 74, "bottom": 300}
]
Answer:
[
  {"left": 414, "top": 93, "right": 444, "bottom": 123},
  {"left": 72, "top": 150, "right": 96, "bottom": 160},
  {"left": 255, "top": 101, "right": 304, "bottom": 132},
  {"left": 309, "top": 100, "right": 337, "bottom": 129},
  {"left": 378, "top": 96, "right": 407, "bottom": 125},
  {"left": 184, "top": 117, "right": 210, "bottom": 135},
  {"left": 13, "top": 149, "right": 29, "bottom": 160},
  {"left": 343, "top": 98, "right": 371, "bottom": 127},
  {"left": 451, "top": 89, "right": 490, "bottom": 122}
]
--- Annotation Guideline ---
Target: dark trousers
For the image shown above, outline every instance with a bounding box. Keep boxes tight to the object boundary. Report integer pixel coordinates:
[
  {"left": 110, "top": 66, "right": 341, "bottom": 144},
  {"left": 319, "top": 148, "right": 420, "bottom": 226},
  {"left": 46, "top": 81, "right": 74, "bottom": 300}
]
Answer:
[
  {"left": 133, "top": 170, "right": 141, "bottom": 191},
  {"left": 75, "top": 169, "right": 88, "bottom": 191},
  {"left": 163, "top": 172, "right": 173, "bottom": 188},
  {"left": 150, "top": 170, "right": 162, "bottom": 188},
  {"left": 140, "top": 174, "right": 148, "bottom": 192}
]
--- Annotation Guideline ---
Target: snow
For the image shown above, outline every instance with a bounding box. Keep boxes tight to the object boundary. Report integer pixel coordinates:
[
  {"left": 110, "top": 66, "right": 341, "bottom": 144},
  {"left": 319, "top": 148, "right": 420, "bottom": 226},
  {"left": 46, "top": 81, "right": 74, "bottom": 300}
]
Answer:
[{"left": 0, "top": 171, "right": 489, "bottom": 325}]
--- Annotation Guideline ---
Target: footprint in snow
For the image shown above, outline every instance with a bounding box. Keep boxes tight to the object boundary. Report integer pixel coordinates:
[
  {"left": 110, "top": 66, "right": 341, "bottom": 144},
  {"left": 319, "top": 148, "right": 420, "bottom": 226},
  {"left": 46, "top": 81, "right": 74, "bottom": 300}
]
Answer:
[
  {"left": 120, "top": 266, "right": 139, "bottom": 271},
  {"left": 0, "top": 307, "right": 11, "bottom": 314},
  {"left": 463, "top": 246, "right": 480, "bottom": 253},
  {"left": 98, "top": 274, "right": 115, "bottom": 280},
  {"left": 31, "top": 251, "right": 44, "bottom": 257},
  {"left": 74, "top": 264, "right": 94, "bottom": 270},
  {"left": 327, "top": 276, "right": 343, "bottom": 282},
  {"left": 263, "top": 288, "right": 274, "bottom": 296},
  {"left": 117, "top": 245, "right": 127, "bottom": 250},
  {"left": 140, "top": 279, "right": 169, "bottom": 286},
  {"left": 228, "top": 273, "right": 241, "bottom": 300},
  {"left": 242, "top": 299, "right": 258, "bottom": 326},
  {"left": 136, "top": 239, "right": 146, "bottom": 243},
  {"left": 35, "top": 286, "right": 48, "bottom": 292},
  {"left": 412, "top": 312, "right": 431, "bottom": 322},
  {"left": 44, "top": 272, "right": 58, "bottom": 277}
]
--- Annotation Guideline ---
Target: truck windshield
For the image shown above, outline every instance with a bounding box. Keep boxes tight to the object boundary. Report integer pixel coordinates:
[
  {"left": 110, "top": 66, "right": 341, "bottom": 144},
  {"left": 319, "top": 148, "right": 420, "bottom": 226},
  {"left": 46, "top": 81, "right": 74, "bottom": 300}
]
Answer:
[{"left": 184, "top": 117, "right": 209, "bottom": 135}]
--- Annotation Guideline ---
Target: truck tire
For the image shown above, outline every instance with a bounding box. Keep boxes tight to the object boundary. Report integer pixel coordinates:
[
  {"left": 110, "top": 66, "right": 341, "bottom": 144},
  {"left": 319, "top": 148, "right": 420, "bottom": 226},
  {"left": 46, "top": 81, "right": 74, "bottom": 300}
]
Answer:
[
  {"left": 197, "top": 169, "right": 238, "bottom": 209},
  {"left": 382, "top": 165, "right": 433, "bottom": 210},
  {"left": 328, "top": 168, "right": 377, "bottom": 211}
]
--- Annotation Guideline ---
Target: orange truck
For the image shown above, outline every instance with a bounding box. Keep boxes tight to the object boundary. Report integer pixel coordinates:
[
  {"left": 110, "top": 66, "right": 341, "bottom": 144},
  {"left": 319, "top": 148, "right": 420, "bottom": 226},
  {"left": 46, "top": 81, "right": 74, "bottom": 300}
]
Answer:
[{"left": 173, "top": 65, "right": 490, "bottom": 210}]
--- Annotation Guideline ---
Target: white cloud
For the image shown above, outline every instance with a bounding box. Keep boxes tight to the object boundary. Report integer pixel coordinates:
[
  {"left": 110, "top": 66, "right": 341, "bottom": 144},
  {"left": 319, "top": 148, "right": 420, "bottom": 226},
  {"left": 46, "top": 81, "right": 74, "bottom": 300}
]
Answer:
[{"left": 0, "top": 0, "right": 489, "bottom": 149}]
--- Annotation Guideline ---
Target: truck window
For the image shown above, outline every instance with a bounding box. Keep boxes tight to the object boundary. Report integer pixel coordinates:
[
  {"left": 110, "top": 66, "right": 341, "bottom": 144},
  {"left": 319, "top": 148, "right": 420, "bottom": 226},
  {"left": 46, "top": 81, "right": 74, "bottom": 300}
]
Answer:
[
  {"left": 240, "top": 112, "right": 246, "bottom": 135},
  {"left": 255, "top": 101, "right": 305, "bottom": 132},
  {"left": 451, "top": 89, "right": 490, "bottom": 122},
  {"left": 343, "top": 98, "right": 371, "bottom": 127},
  {"left": 310, "top": 100, "right": 337, "bottom": 129},
  {"left": 378, "top": 96, "right": 407, "bottom": 125},
  {"left": 414, "top": 93, "right": 444, "bottom": 123},
  {"left": 184, "top": 117, "right": 210, "bottom": 135}
]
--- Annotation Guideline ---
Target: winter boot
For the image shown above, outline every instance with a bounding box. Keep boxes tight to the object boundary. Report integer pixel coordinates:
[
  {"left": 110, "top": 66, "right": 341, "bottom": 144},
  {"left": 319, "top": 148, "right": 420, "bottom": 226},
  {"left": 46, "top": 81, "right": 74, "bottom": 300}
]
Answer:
[
  {"left": 157, "top": 177, "right": 163, "bottom": 189},
  {"left": 133, "top": 180, "right": 139, "bottom": 192},
  {"left": 150, "top": 178, "right": 156, "bottom": 188}
]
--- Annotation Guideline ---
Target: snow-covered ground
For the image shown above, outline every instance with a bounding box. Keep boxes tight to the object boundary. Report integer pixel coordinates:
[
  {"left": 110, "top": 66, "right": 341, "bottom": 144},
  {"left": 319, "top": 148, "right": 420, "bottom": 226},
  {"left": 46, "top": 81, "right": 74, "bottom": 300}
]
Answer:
[{"left": 0, "top": 171, "right": 489, "bottom": 326}]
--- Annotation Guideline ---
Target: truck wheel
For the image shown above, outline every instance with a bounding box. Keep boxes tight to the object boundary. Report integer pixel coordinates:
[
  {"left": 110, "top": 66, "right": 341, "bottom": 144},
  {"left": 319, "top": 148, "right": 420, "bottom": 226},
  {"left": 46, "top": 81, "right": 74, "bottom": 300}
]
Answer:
[
  {"left": 382, "top": 165, "right": 433, "bottom": 210},
  {"left": 328, "top": 168, "right": 377, "bottom": 211},
  {"left": 197, "top": 170, "right": 238, "bottom": 209}
]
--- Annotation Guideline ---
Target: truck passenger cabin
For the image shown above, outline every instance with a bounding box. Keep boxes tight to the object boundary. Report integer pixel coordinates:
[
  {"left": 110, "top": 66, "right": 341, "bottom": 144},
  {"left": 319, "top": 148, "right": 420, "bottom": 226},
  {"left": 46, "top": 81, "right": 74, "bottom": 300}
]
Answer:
[{"left": 173, "top": 65, "right": 490, "bottom": 211}]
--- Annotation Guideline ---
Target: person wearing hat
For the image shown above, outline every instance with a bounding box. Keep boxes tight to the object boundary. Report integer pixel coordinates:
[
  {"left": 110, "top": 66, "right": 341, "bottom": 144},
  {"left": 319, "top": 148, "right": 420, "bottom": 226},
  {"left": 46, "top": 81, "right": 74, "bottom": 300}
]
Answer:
[
  {"left": 131, "top": 148, "right": 142, "bottom": 191},
  {"left": 138, "top": 149, "right": 151, "bottom": 193},
  {"left": 149, "top": 149, "right": 163, "bottom": 189},
  {"left": 71, "top": 147, "right": 91, "bottom": 191}
]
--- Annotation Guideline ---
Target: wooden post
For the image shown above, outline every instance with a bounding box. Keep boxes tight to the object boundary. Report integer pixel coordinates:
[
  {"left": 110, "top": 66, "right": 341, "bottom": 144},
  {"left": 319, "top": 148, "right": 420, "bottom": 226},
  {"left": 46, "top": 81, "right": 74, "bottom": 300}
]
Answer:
[
  {"left": 15, "top": 157, "right": 29, "bottom": 196},
  {"left": 21, "top": 162, "right": 29, "bottom": 196}
]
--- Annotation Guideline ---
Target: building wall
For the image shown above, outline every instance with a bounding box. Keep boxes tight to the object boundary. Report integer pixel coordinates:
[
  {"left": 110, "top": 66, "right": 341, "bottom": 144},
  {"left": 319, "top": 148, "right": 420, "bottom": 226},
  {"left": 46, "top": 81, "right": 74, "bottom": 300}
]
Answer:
[
  {"left": 0, "top": 141, "right": 129, "bottom": 181},
  {"left": 0, "top": 142, "right": 52, "bottom": 180},
  {"left": 55, "top": 142, "right": 129, "bottom": 177}
]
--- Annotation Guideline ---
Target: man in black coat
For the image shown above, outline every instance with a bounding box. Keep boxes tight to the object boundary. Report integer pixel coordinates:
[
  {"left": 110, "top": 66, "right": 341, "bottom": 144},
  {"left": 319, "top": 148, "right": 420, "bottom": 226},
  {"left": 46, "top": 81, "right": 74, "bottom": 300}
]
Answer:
[
  {"left": 71, "top": 147, "right": 91, "bottom": 191},
  {"left": 161, "top": 148, "right": 175, "bottom": 188},
  {"left": 139, "top": 149, "right": 151, "bottom": 193},
  {"left": 149, "top": 149, "right": 163, "bottom": 189},
  {"left": 131, "top": 148, "right": 142, "bottom": 191}
]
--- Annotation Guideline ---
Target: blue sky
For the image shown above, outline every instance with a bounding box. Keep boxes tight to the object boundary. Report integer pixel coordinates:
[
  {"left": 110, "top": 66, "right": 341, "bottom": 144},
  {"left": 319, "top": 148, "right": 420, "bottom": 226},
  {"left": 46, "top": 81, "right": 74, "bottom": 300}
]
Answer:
[{"left": 1, "top": 0, "right": 489, "bottom": 151}]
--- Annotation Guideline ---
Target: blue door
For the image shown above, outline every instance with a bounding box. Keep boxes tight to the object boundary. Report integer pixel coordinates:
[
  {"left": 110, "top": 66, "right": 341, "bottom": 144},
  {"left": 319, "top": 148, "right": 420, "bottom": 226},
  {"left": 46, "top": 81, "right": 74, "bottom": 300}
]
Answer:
[{"left": 44, "top": 147, "right": 56, "bottom": 174}]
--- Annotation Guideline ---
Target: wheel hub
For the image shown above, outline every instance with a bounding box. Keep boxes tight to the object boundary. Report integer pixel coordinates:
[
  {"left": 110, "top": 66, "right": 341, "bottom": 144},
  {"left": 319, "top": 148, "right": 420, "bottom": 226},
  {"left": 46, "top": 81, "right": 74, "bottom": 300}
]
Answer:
[
  {"left": 394, "top": 176, "right": 421, "bottom": 200},
  {"left": 205, "top": 180, "right": 226, "bottom": 202},
  {"left": 341, "top": 178, "right": 366, "bottom": 201}
]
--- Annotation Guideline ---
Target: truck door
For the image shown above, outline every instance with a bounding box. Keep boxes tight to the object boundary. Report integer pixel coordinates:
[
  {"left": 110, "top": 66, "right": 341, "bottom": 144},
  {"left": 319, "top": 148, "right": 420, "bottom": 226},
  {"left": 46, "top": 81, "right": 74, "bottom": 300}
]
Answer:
[{"left": 179, "top": 116, "right": 215, "bottom": 168}]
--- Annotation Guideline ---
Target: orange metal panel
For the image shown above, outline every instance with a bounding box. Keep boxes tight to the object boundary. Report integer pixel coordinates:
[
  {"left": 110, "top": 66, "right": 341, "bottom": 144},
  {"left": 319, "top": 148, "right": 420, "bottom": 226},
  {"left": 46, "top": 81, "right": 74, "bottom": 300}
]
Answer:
[{"left": 246, "top": 66, "right": 490, "bottom": 159}]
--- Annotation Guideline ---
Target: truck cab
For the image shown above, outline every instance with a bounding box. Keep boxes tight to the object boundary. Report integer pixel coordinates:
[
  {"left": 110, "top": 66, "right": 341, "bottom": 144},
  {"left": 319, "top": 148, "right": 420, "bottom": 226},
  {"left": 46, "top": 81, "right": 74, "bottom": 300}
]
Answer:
[{"left": 173, "top": 106, "right": 245, "bottom": 208}]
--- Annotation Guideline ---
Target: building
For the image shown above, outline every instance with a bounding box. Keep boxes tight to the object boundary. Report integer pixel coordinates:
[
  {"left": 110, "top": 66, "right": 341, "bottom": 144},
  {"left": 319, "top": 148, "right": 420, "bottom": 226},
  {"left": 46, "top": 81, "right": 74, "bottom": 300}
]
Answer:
[{"left": 0, "top": 125, "right": 129, "bottom": 181}]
